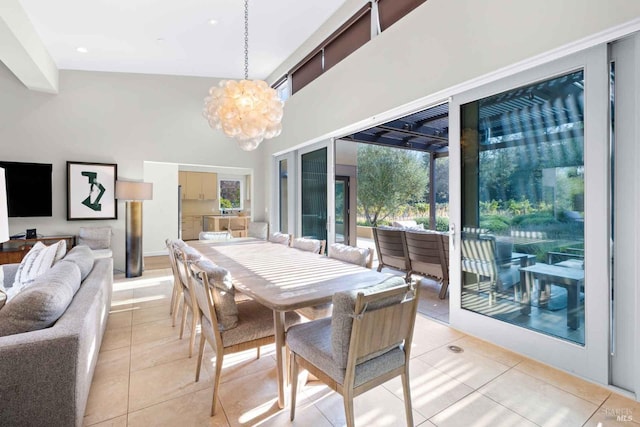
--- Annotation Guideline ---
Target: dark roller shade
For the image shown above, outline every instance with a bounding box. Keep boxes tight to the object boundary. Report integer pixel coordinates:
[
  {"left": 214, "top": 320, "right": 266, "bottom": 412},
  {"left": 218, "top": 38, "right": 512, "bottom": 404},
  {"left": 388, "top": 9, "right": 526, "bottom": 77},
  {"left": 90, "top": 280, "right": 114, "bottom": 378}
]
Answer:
[
  {"left": 324, "top": 9, "right": 371, "bottom": 72},
  {"left": 378, "top": 0, "right": 426, "bottom": 32},
  {"left": 291, "top": 50, "right": 323, "bottom": 94}
]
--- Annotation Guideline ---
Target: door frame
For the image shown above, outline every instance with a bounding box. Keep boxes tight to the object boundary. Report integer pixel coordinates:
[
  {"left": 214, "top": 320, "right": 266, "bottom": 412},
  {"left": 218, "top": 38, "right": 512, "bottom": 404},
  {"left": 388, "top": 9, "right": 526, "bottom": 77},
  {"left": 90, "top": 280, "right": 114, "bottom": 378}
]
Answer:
[{"left": 449, "top": 45, "right": 610, "bottom": 384}]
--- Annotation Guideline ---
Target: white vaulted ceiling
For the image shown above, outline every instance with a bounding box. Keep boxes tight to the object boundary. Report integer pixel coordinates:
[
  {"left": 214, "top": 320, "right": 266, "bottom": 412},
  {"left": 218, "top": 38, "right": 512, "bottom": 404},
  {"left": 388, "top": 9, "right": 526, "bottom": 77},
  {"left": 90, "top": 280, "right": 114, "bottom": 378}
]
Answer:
[{"left": 2, "top": 0, "right": 349, "bottom": 92}]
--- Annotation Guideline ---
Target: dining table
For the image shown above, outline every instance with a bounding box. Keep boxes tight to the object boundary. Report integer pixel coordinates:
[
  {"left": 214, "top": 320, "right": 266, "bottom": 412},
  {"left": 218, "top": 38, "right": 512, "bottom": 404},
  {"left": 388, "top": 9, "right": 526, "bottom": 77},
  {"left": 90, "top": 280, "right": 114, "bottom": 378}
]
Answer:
[{"left": 189, "top": 238, "right": 390, "bottom": 408}]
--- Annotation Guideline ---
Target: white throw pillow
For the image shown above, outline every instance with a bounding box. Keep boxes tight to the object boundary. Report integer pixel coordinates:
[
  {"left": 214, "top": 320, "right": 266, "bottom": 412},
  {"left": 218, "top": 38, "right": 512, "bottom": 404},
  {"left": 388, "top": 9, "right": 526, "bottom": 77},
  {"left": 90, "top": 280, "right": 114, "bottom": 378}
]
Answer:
[
  {"left": 10, "top": 241, "right": 64, "bottom": 299},
  {"left": 292, "top": 237, "right": 321, "bottom": 253},
  {"left": 269, "top": 232, "right": 290, "bottom": 245},
  {"left": 328, "top": 243, "right": 370, "bottom": 267}
]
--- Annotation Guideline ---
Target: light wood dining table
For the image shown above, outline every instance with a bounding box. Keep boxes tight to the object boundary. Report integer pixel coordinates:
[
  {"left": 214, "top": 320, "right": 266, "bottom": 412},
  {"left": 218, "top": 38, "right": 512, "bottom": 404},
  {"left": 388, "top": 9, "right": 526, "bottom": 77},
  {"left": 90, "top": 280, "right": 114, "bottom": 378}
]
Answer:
[{"left": 189, "top": 238, "right": 390, "bottom": 408}]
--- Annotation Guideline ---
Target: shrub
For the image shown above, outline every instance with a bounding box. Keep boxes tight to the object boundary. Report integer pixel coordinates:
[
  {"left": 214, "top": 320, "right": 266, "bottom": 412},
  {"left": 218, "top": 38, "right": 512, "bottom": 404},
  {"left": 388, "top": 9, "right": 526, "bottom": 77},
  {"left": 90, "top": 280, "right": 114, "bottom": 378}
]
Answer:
[{"left": 479, "top": 214, "right": 511, "bottom": 233}]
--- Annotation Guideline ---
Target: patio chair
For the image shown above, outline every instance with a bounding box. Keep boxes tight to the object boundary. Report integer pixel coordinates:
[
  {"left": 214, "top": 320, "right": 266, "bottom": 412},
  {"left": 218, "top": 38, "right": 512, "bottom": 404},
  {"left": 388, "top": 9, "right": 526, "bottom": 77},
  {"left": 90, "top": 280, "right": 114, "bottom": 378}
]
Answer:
[
  {"left": 372, "top": 227, "right": 411, "bottom": 281},
  {"left": 287, "top": 276, "right": 419, "bottom": 427},
  {"left": 461, "top": 234, "right": 520, "bottom": 303},
  {"left": 404, "top": 231, "right": 449, "bottom": 299},
  {"left": 187, "top": 262, "right": 300, "bottom": 416}
]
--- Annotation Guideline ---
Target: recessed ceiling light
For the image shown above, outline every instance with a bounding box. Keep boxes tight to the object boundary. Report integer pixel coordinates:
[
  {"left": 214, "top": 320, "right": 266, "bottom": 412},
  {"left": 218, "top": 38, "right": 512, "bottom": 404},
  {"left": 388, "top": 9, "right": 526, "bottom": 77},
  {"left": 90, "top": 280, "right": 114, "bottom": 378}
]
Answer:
[
  {"left": 208, "top": 19, "right": 218, "bottom": 25},
  {"left": 76, "top": 47, "right": 88, "bottom": 53},
  {"left": 156, "top": 38, "right": 165, "bottom": 43}
]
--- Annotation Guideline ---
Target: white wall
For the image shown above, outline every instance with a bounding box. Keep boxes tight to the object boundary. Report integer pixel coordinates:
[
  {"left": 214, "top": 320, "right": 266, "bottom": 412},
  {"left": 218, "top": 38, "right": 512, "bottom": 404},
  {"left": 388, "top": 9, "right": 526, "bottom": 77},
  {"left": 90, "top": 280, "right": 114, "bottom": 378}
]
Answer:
[
  {"left": 143, "top": 162, "right": 179, "bottom": 257},
  {"left": 0, "top": 65, "right": 267, "bottom": 271}
]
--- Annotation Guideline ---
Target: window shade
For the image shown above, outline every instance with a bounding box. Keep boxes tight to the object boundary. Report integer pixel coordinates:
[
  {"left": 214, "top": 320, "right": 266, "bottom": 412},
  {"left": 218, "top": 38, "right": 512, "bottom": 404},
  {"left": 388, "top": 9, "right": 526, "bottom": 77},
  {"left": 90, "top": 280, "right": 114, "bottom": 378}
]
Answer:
[
  {"left": 291, "top": 50, "right": 323, "bottom": 94},
  {"left": 378, "top": 0, "right": 426, "bottom": 32},
  {"left": 324, "top": 8, "right": 371, "bottom": 71}
]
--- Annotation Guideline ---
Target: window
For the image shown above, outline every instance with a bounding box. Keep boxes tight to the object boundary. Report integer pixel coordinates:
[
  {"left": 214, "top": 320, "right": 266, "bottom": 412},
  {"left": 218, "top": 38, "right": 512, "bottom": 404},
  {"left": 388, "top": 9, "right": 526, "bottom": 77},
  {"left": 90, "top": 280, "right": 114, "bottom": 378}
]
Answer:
[
  {"left": 219, "top": 178, "right": 243, "bottom": 212},
  {"left": 377, "top": 0, "right": 426, "bottom": 32},
  {"left": 272, "top": 76, "right": 291, "bottom": 102}
]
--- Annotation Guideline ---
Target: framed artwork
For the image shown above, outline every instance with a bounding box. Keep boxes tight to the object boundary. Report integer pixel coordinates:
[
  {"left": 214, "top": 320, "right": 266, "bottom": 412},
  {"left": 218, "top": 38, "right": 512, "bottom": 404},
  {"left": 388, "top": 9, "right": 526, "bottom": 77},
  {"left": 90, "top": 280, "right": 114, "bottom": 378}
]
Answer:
[{"left": 67, "top": 161, "right": 117, "bottom": 220}]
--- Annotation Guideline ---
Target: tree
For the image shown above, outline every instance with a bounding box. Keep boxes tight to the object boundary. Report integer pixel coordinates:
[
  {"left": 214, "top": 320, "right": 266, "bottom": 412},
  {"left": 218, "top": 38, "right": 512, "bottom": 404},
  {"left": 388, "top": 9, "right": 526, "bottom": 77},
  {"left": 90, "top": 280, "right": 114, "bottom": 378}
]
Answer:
[{"left": 357, "top": 144, "right": 428, "bottom": 226}]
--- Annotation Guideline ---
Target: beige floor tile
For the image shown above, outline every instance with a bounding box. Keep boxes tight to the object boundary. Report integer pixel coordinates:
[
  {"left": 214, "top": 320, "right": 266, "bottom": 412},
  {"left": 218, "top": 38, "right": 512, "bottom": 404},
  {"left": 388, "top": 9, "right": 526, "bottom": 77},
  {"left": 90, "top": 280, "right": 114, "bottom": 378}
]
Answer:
[
  {"left": 479, "top": 369, "right": 598, "bottom": 427},
  {"left": 127, "top": 387, "right": 230, "bottom": 427},
  {"left": 259, "top": 384, "right": 331, "bottom": 427},
  {"left": 431, "top": 391, "right": 537, "bottom": 427},
  {"left": 417, "top": 343, "right": 511, "bottom": 389},
  {"left": 450, "top": 335, "right": 525, "bottom": 367},
  {"left": 201, "top": 347, "right": 279, "bottom": 386},
  {"left": 131, "top": 302, "right": 173, "bottom": 325},
  {"left": 129, "top": 334, "right": 193, "bottom": 372},
  {"left": 106, "top": 309, "right": 133, "bottom": 330},
  {"left": 101, "top": 325, "right": 131, "bottom": 352},
  {"left": 217, "top": 366, "right": 285, "bottom": 427},
  {"left": 84, "top": 349, "right": 130, "bottom": 426},
  {"left": 84, "top": 414, "right": 128, "bottom": 427},
  {"left": 128, "top": 355, "right": 212, "bottom": 412},
  {"left": 410, "top": 315, "right": 466, "bottom": 358},
  {"left": 309, "top": 379, "right": 426, "bottom": 427},
  {"left": 131, "top": 317, "right": 182, "bottom": 346},
  {"left": 515, "top": 358, "right": 611, "bottom": 405},
  {"left": 384, "top": 358, "right": 474, "bottom": 420}
]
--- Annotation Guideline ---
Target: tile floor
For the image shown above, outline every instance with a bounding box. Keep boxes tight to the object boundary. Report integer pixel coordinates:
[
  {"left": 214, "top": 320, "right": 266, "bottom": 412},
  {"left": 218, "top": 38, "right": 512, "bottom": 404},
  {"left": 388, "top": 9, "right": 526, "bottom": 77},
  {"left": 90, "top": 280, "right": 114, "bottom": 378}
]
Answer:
[{"left": 84, "top": 268, "right": 639, "bottom": 427}]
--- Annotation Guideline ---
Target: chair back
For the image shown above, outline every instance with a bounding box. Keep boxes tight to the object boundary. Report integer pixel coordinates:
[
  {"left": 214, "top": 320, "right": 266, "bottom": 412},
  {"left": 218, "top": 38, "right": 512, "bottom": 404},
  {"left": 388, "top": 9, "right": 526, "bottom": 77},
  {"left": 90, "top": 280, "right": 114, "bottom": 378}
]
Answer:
[
  {"left": 328, "top": 243, "right": 373, "bottom": 268},
  {"left": 345, "top": 283, "right": 418, "bottom": 381},
  {"left": 292, "top": 237, "right": 326, "bottom": 254},
  {"left": 404, "top": 231, "right": 445, "bottom": 276},
  {"left": 269, "top": 232, "right": 292, "bottom": 246},
  {"left": 461, "top": 236, "right": 498, "bottom": 280},
  {"left": 187, "top": 263, "right": 223, "bottom": 352},
  {"left": 372, "top": 227, "right": 410, "bottom": 273},
  {"left": 248, "top": 222, "right": 269, "bottom": 239}
]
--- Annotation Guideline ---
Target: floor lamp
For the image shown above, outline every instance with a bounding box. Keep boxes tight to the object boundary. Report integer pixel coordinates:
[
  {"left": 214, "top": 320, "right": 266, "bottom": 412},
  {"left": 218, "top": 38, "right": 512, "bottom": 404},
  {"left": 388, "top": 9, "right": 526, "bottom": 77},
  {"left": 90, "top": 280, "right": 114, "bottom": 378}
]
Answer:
[
  {"left": 0, "top": 168, "right": 9, "bottom": 244},
  {"left": 116, "top": 180, "right": 153, "bottom": 278}
]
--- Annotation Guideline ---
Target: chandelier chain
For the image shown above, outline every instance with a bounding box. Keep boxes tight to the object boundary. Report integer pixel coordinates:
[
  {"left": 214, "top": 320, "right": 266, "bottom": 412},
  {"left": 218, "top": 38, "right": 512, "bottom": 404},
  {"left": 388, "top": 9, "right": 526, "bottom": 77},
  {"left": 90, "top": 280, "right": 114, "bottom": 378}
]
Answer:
[{"left": 244, "top": 0, "right": 249, "bottom": 80}]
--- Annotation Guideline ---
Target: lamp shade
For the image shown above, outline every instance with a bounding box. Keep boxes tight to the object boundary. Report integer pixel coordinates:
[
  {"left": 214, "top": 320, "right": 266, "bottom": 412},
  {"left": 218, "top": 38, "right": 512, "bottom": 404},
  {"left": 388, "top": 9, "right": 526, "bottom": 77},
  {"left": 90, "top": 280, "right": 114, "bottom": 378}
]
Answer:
[
  {"left": 115, "top": 181, "right": 153, "bottom": 201},
  {"left": 0, "top": 168, "right": 9, "bottom": 243}
]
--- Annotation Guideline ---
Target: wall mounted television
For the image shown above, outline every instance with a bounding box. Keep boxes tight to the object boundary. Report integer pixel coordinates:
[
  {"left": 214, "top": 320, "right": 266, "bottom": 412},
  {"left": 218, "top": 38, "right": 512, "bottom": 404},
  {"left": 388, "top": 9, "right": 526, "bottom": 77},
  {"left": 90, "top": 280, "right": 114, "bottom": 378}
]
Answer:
[{"left": 0, "top": 161, "right": 53, "bottom": 217}]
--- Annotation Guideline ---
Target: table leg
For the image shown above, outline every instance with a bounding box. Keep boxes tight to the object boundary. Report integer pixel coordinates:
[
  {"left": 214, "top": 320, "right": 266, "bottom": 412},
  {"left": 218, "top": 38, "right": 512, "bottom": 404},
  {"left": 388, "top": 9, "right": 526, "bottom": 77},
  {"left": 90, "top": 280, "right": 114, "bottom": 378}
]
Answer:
[
  {"left": 274, "top": 310, "right": 287, "bottom": 409},
  {"left": 566, "top": 282, "right": 580, "bottom": 330}
]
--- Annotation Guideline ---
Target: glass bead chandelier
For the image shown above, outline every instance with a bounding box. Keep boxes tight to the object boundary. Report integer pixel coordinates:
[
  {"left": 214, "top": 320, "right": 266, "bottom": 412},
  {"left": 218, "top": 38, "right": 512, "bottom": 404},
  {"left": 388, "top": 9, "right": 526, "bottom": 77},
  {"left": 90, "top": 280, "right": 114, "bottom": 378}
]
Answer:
[{"left": 203, "top": 0, "right": 284, "bottom": 151}]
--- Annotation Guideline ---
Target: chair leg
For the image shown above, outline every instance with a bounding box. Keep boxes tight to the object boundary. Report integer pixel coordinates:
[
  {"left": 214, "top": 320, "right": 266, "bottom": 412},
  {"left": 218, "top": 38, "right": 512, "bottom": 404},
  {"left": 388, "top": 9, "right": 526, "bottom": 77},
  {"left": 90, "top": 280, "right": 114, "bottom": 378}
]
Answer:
[
  {"left": 179, "top": 299, "right": 187, "bottom": 339},
  {"left": 171, "top": 286, "right": 181, "bottom": 326},
  {"left": 401, "top": 370, "right": 414, "bottom": 427},
  {"left": 211, "top": 350, "right": 224, "bottom": 416},
  {"left": 343, "top": 391, "right": 355, "bottom": 427},
  {"left": 256, "top": 346, "right": 260, "bottom": 359},
  {"left": 195, "top": 333, "right": 206, "bottom": 382},
  {"left": 188, "top": 309, "right": 199, "bottom": 358},
  {"left": 290, "top": 353, "right": 299, "bottom": 421},
  {"left": 438, "top": 279, "right": 449, "bottom": 300}
]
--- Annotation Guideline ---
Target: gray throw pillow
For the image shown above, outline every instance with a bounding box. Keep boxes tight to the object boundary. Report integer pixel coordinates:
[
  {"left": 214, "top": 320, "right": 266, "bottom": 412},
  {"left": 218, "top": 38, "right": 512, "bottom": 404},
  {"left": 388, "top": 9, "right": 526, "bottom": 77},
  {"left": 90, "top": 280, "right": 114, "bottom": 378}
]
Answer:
[
  {"left": 62, "top": 245, "right": 95, "bottom": 280},
  {"left": 331, "top": 276, "right": 407, "bottom": 369},
  {"left": 194, "top": 259, "right": 238, "bottom": 330},
  {"left": 0, "top": 261, "right": 81, "bottom": 337}
]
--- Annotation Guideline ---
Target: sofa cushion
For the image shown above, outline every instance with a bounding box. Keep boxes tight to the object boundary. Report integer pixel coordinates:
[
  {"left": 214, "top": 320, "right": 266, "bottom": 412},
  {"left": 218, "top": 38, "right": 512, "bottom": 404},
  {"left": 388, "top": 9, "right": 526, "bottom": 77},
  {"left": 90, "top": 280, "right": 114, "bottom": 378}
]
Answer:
[
  {"left": 0, "top": 260, "right": 82, "bottom": 337},
  {"left": 331, "top": 276, "right": 407, "bottom": 369},
  {"left": 62, "top": 245, "right": 95, "bottom": 281},
  {"left": 78, "top": 226, "right": 112, "bottom": 250},
  {"left": 194, "top": 259, "right": 238, "bottom": 330}
]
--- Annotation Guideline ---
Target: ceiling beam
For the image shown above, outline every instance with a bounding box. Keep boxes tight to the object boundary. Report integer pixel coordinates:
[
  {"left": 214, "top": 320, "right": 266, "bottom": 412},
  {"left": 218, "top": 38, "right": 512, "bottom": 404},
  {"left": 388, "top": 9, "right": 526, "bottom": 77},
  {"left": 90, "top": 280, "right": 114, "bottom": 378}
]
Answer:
[{"left": 0, "top": 0, "right": 58, "bottom": 93}]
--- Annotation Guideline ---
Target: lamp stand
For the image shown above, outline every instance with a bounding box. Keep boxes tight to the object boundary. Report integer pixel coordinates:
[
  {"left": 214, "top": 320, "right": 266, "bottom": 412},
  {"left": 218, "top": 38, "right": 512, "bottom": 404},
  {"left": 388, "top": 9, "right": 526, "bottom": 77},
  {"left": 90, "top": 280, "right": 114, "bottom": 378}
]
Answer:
[{"left": 125, "top": 200, "right": 143, "bottom": 278}]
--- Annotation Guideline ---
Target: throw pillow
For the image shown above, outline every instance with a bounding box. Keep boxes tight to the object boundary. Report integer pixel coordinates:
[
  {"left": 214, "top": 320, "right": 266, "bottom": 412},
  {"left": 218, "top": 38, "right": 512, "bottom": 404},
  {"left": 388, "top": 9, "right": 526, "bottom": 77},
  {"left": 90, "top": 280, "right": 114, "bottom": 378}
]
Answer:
[
  {"left": 0, "top": 260, "right": 81, "bottom": 337},
  {"left": 53, "top": 239, "right": 67, "bottom": 263},
  {"left": 331, "top": 276, "right": 408, "bottom": 369},
  {"left": 328, "top": 243, "right": 370, "bottom": 267},
  {"left": 60, "top": 245, "right": 95, "bottom": 281},
  {"left": 11, "top": 241, "right": 65, "bottom": 298},
  {"left": 292, "top": 237, "right": 321, "bottom": 253},
  {"left": 269, "top": 232, "right": 290, "bottom": 245},
  {"left": 194, "top": 259, "right": 238, "bottom": 330}
]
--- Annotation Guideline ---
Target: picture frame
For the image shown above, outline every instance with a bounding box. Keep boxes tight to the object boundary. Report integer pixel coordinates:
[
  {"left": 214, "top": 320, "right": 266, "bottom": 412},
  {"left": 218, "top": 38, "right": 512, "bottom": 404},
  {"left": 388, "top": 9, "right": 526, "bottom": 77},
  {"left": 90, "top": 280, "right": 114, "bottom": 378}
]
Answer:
[{"left": 67, "top": 161, "right": 117, "bottom": 220}]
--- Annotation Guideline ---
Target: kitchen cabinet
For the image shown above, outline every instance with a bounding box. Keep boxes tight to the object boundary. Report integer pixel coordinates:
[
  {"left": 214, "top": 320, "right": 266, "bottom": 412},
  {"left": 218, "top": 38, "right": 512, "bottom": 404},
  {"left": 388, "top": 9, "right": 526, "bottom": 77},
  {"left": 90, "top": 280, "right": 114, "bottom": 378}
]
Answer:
[
  {"left": 181, "top": 216, "right": 203, "bottom": 240},
  {"left": 182, "top": 172, "right": 217, "bottom": 200},
  {"left": 178, "top": 171, "right": 187, "bottom": 199},
  {"left": 205, "top": 216, "right": 249, "bottom": 238}
]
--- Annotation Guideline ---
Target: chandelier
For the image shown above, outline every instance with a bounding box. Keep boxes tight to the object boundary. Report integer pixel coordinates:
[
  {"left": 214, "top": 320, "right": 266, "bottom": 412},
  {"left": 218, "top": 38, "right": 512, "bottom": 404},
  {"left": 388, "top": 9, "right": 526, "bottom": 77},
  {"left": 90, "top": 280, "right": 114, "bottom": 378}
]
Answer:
[{"left": 203, "top": 0, "right": 284, "bottom": 151}]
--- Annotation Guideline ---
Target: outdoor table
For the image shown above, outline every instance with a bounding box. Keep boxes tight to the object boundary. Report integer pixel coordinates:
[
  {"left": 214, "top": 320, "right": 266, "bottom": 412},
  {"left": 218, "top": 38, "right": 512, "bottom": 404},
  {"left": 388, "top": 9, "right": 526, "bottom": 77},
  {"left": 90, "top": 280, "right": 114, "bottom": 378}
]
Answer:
[{"left": 189, "top": 238, "right": 389, "bottom": 408}]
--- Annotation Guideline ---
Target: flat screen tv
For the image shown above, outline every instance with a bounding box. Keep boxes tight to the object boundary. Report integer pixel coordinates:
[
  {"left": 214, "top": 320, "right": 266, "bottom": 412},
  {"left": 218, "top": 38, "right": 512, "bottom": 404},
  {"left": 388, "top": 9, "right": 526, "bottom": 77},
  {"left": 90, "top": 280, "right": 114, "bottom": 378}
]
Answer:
[{"left": 0, "top": 161, "right": 53, "bottom": 217}]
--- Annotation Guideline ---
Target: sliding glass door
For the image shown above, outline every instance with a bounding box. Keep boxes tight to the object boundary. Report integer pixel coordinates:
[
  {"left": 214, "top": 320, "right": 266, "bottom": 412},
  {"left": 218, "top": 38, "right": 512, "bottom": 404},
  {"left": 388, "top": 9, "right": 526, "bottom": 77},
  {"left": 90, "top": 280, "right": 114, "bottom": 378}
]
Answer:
[
  {"left": 300, "top": 147, "right": 328, "bottom": 243},
  {"left": 450, "top": 45, "right": 610, "bottom": 383}
]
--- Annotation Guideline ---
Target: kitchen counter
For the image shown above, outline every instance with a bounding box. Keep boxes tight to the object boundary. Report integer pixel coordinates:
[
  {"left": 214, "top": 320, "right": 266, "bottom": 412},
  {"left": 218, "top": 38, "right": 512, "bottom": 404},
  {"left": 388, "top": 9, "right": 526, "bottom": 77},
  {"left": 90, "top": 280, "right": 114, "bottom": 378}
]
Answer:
[{"left": 204, "top": 215, "right": 249, "bottom": 238}]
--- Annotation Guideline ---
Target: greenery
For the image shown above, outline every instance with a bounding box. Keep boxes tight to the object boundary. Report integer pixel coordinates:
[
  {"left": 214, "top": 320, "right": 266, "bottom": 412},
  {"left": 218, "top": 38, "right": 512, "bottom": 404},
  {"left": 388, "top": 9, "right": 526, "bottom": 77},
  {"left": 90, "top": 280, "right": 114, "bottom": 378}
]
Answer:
[
  {"left": 357, "top": 145, "right": 428, "bottom": 226},
  {"left": 220, "top": 198, "right": 232, "bottom": 209}
]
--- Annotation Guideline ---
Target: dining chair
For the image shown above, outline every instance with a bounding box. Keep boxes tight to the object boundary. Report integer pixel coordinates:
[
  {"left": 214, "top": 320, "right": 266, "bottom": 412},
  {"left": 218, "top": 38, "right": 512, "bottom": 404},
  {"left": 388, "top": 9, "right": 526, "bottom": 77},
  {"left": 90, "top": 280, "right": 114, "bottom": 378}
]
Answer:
[
  {"left": 327, "top": 243, "right": 373, "bottom": 268},
  {"left": 174, "top": 245, "right": 204, "bottom": 357},
  {"left": 165, "top": 239, "right": 183, "bottom": 326},
  {"left": 404, "top": 231, "right": 449, "bottom": 299},
  {"left": 247, "top": 221, "right": 269, "bottom": 239},
  {"left": 287, "top": 276, "right": 419, "bottom": 427},
  {"left": 372, "top": 227, "right": 411, "bottom": 281},
  {"left": 187, "top": 262, "right": 301, "bottom": 416},
  {"left": 292, "top": 237, "right": 326, "bottom": 254},
  {"left": 268, "top": 231, "right": 292, "bottom": 246}
]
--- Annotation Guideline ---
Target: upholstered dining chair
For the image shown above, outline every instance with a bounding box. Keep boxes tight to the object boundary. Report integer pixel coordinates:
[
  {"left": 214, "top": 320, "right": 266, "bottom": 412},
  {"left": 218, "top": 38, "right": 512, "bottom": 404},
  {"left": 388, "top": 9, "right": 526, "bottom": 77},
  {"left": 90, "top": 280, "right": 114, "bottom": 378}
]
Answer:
[
  {"left": 165, "top": 239, "right": 183, "bottom": 326},
  {"left": 187, "top": 261, "right": 301, "bottom": 416},
  {"left": 247, "top": 221, "right": 269, "bottom": 239},
  {"left": 328, "top": 243, "right": 373, "bottom": 269},
  {"left": 292, "top": 237, "right": 326, "bottom": 254},
  {"left": 287, "top": 276, "right": 419, "bottom": 427},
  {"left": 173, "top": 244, "right": 203, "bottom": 357}
]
